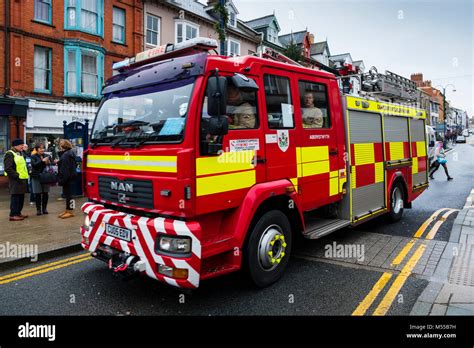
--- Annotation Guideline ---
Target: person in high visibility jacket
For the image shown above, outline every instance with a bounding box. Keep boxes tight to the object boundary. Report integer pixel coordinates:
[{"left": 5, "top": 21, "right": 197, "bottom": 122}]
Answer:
[{"left": 4, "top": 138, "right": 30, "bottom": 221}]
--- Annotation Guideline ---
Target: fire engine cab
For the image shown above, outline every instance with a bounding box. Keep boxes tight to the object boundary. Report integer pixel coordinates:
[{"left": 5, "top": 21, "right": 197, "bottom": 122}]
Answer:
[{"left": 81, "top": 38, "right": 428, "bottom": 289}]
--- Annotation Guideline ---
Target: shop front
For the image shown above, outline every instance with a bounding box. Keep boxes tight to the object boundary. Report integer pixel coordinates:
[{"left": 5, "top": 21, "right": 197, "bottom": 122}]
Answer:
[{"left": 26, "top": 99, "right": 96, "bottom": 158}]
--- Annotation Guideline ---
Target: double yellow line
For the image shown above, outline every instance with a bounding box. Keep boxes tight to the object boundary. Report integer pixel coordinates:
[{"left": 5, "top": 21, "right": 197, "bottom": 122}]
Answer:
[
  {"left": 0, "top": 253, "right": 92, "bottom": 285},
  {"left": 353, "top": 207, "right": 458, "bottom": 316}
]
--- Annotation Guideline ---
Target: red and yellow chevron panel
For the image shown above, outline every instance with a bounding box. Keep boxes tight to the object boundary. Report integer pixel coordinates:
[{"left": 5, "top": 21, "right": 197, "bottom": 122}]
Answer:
[{"left": 350, "top": 142, "right": 384, "bottom": 189}]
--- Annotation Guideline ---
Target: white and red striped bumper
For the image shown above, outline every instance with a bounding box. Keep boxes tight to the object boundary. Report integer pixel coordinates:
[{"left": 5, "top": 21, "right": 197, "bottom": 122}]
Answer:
[{"left": 80, "top": 202, "right": 202, "bottom": 289}]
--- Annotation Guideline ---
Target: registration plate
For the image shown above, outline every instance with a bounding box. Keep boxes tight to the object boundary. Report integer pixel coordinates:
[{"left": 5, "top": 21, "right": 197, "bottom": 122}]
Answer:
[{"left": 105, "top": 224, "right": 131, "bottom": 242}]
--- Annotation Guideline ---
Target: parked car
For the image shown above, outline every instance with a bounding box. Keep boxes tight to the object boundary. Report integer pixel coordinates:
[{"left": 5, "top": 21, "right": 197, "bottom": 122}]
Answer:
[{"left": 456, "top": 135, "right": 466, "bottom": 143}]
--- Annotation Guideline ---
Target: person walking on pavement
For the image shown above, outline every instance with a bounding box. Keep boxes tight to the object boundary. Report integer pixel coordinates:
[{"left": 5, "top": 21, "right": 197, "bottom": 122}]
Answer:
[
  {"left": 30, "top": 143, "right": 51, "bottom": 216},
  {"left": 56, "top": 139, "right": 77, "bottom": 219},
  {"left": 429, "top": 141, "right": 453, "bottom": 180},
  {"left": 3, "top": 139, "right": 29, "bottom": 221}
]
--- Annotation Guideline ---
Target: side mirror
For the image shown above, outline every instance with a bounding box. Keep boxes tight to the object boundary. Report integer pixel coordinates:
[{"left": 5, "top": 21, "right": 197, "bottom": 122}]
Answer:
[
  {"left": 207, "top": 115, "right": 228, "bottom": 136},
  {"left": 207, "top": 76, "right": 227, "bottom": 117}
]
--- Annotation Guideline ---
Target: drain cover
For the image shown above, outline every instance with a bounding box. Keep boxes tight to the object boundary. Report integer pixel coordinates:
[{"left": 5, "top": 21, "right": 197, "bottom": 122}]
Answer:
[{"left": 448, "top": 244, "right": 474, "bottom": 286}]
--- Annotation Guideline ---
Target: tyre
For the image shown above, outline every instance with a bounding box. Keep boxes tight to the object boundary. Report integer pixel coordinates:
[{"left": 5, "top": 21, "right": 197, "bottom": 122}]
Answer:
[
  {"left": 244, "top": 210, "right": 292, "bottom": 288},
  {"left": 388, "top": 182, "right": 404, "bottom": 222}
]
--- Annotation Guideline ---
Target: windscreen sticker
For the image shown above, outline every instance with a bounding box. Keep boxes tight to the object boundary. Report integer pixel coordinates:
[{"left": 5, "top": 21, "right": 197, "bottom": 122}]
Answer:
[
  {"left": 229, "top": 139, "right": 260, "bottom": 152},
  {"left": 159, "top": 118, "right": 185, "bottom": 136}
]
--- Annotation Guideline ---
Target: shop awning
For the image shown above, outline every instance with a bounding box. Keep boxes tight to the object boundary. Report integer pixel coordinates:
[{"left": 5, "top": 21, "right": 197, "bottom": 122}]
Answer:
[{"left": 0, "top": 97, "right": 28, "bottom": 117}]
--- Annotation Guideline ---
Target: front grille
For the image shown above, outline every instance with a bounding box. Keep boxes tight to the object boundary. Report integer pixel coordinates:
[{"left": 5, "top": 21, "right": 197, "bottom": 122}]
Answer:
[{"left": 98, "top": 176, "right": 154, "bottom": 209}]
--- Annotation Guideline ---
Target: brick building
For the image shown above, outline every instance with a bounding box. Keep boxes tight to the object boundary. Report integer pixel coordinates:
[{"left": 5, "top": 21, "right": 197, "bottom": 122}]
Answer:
[
  {"left": 411, "top": 73, "right": 445, "bottom": 134},
  {"left": 0, "top": 0, "right": 144, "bottom": 177}
]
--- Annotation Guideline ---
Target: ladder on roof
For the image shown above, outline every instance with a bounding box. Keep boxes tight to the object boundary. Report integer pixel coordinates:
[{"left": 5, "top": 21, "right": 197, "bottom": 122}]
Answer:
[{"left": 360, "top": 66, "right": 419, "bottom": 103}]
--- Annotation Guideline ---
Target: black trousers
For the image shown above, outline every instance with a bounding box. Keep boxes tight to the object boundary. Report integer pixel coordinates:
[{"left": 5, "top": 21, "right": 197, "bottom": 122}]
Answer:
[
  {"left": 63, "top": 183, "right": 74, "bottom": 211},
  {"left": 429, "top": 161, "right": 450, "bottom": 178},
  {"left": 10, "top": 194, "right": 25, "bottom": 217}
]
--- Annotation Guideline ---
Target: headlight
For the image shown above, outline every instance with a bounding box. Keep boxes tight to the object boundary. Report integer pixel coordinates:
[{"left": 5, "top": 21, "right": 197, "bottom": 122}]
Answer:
[
  {"left": 83, "top": 215, "right": 91, "bottom": 230},
  {"left": 156, "top": 235, "right": 191, "bottom": 254}
]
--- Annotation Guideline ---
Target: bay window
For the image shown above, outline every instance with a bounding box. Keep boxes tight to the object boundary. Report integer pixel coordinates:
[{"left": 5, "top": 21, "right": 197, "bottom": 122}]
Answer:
[{"left": 65, "top": 0, "right": 104, "bottom": 36}]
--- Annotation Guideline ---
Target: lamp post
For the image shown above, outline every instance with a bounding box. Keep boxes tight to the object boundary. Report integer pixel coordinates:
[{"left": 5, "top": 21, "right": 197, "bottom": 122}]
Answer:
[{"left": 435, "top": 84, "right": 456, "bottom": 142}]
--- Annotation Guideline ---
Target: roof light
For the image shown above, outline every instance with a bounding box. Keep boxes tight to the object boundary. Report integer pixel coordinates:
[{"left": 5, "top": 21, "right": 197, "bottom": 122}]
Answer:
[{"left": 113, "top": 37, "right": 218, "bottom": 72}]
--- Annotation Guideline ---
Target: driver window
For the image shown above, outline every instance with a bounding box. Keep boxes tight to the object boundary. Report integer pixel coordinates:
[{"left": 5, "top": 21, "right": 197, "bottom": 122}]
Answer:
[{"left": 226, "top": 79, "right": 259, "bottom": 130}]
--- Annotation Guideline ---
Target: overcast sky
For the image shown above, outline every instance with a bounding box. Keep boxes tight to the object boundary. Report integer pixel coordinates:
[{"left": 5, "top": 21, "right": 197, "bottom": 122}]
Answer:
[{"left": 229, "top": 0, "right": 473, "bottom": 116}]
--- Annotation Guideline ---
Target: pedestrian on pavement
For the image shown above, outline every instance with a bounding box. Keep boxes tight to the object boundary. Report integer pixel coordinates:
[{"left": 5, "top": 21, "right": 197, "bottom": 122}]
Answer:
[
  {"left": 31, "top": 143, "right": 52, "bottom": 216},
  {"left": 3, "top": 139, "right": 29, "bottom": 221},
  {"left": 56, "top": 139, "right": 77, "bottom": 219},
  {"left": 26, "top": 144, "right": 36, "bottom": 206},
  {"left": 429, "top": 141, "right": 453, "bottom": 181}
]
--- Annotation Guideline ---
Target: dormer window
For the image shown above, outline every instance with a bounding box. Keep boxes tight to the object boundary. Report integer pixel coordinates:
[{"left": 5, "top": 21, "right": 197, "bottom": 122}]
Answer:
[{"left": 228, "top": 9, "right": 236, "bottom": 28}]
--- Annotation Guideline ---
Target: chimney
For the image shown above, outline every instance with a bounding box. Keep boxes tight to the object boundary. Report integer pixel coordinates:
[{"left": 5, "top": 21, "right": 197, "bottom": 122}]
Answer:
[{"left": 410, "top": 73, "right": 423, "bottom": 82}]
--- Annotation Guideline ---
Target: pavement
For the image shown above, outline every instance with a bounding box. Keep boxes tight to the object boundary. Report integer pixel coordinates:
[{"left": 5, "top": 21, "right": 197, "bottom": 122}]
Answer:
[
  {"left": 0, "top": 141, "right": 472, "bottom": 315},
  {"left": 411, "top": 188, "right": 474, "bottom": 315},
  {"left": 0, "top": 185, "right": 86, "bottom": 265}
]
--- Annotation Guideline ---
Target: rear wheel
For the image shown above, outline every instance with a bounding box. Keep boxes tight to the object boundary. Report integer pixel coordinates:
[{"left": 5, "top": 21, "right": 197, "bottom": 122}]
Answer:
[
  {"left": 388, "top": 183, "right": 404, "bottom": 222},
  {"left": 244, "top": 210, "right": 292, "bottom": 287}
]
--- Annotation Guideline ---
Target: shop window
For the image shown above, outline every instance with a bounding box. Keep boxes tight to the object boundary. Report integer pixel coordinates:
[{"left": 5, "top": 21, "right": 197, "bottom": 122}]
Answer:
[{"left": 0, "top": 118, "right": 8, "bottom": 175}]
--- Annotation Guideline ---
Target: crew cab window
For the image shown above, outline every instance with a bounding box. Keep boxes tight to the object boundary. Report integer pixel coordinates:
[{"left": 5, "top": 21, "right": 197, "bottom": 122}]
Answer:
[
  {"left": 298, "top": 80, "right": 331, "bottom": 129},
  {"left": 264, "top": 74, "right": 294, "bottom": 129}
]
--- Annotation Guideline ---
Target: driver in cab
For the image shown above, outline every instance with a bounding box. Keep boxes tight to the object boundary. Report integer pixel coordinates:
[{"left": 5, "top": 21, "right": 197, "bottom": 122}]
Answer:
[{"left": 226, "top": 85, "right": 256, "bottom": 129}]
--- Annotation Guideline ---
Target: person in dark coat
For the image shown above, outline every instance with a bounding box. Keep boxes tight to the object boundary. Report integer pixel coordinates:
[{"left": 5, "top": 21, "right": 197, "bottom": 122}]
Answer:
[
  {"left": 55, "top": 139, "right": 77, "bottom": 219},
  {"left": 30, "top": 143, "right": 51, "bottom": 215},
  {"left": 4, "top": 139, "right": 30, "bottom": 221}
]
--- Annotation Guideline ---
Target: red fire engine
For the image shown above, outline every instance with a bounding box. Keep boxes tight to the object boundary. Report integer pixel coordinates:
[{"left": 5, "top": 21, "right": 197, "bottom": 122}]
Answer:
[{"left": 80, "top": 38, "right": 428, "bottom": 289}]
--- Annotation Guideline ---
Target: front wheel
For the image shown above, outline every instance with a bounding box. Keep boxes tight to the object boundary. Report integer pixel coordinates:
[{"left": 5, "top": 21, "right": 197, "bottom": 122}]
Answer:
[
  {"left": 388, "top": 183, "right": 404, "bottom": 222},
  {"left": 244, "top": 210, "right": 292, "bottom": 288}
]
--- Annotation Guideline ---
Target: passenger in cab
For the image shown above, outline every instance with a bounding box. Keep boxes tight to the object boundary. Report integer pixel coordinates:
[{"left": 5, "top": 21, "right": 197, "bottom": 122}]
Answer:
[{"left": 301, "top": 92, "right": 323, "bottom": 128}]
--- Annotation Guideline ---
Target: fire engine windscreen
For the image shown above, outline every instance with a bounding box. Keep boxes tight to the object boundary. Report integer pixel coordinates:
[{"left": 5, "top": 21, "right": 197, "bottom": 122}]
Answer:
[{"left": 91, "top": 78, "right": 195, "bottom": 144}]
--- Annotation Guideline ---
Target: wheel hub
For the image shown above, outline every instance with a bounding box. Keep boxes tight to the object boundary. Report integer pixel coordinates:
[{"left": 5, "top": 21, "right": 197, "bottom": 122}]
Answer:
[
  {"left": 258, "top": 225, "right": 287, "bottom": 271},
  {"left": 392, "top": 187, "right": 403, "bottom": 214}
]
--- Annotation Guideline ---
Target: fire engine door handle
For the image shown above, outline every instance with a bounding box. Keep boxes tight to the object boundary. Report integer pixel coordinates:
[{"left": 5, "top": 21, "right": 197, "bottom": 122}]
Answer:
[
  {"left": 255, "top": 156, "right": 266, "bottom": 164},
  {"left": 329, "top": 148, "right": 338, "bottom": 156}
]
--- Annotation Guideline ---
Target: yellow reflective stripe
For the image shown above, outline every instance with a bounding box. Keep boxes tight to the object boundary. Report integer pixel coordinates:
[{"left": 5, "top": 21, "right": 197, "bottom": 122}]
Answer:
[
  {"left": 416, "top": 141, "right": 426, "bottom": 157},
  {"left": 412, "top": 157, "right": 418, "bottom": 174},
  {"left": 87, "top": 155, "right": 177, "bottom": 173},
  {"left": 389, "top": 142, "right": 404, "bottom": 160},
  {"left": 351, "top": 166, "right": 356, "bottom": 189},
  {"left": 330, "top": 177, "right": 339, "bottom": 196},
  {"left": 300, "top": 146, "right": 328, "bottom": 163},
  {"left": 346, "top": 96, "right": 426, "bottom": 119},
  {"left": 290, "top": 177, "right": 298, "bottom": 189},
  {"left": 196, "top": 170, "right": 256, "bottom": 196},
  {"left": 353, "top": 143, "right": 374, "bottom": 165},
  {"left": 296, "top": 147, "right": 302, "bottom": 164},
  {"left": 374, "top": 162, "right": 384, "bottom": 183},
  {"left": 196, "top": 151, "right": 255, "bottom": 176},
  {"left": 302, "top": 160, "right": 329, "bottom": 177}
]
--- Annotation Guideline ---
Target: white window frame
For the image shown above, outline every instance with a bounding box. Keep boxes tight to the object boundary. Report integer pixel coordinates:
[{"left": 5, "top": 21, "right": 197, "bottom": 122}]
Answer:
[
  {"left": 228, "top": 39, "right": 240, "bottom": 57},
  {"left": 145, "top": 13, "right": 160, "bottom": 47},
  {"left": 228, "top": 9, "right": 236, "bottom": 28},
  {"left": 174, "top": 20, "right": 199, "bottom": 44}
]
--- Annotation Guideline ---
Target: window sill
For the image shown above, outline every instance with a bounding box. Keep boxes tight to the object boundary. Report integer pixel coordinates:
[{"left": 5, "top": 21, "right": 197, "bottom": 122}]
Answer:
[
  {"left": 111, "top": 40, "right": 127, "bottom": 47},
  {"left": 31, "top": 19, "right": 55, "bottom": 28},
  {"left": 64, "top": 28, "right": 103, "bottom": 39},
  {"left": 33, "top": 89, "right": 52, "bottom": 95},
  {"left": 64, "top": 93, "right": 101, "bottom": 100}
]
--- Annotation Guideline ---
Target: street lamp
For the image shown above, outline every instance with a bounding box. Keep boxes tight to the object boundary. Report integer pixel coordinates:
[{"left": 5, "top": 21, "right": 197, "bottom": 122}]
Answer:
[{"left": 435, "top": 84, "right": 456, "bottom": 142}]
